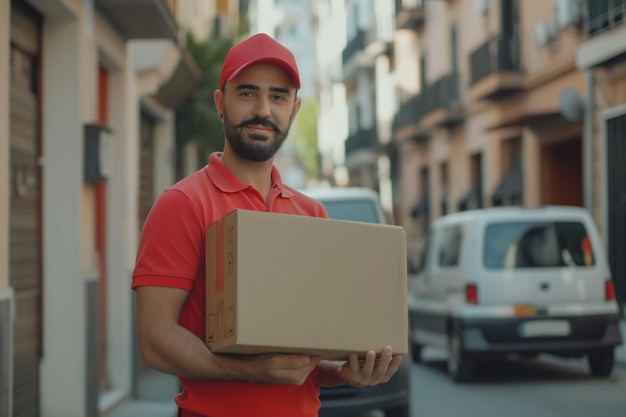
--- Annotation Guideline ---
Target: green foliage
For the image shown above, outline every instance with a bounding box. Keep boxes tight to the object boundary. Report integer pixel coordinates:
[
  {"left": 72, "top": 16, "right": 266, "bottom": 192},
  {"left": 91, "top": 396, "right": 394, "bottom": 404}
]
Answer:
[
  {"left": 176, "top": 32, "right": 233, "bottom": 159},
  {"left": 290, "top": 98, "right": 319, "bottom": 180}
]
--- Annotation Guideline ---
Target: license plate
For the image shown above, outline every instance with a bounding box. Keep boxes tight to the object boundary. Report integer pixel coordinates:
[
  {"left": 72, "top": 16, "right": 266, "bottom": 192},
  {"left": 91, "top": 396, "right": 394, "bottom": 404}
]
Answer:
[{"left": 519, "top": 320, "right": 571, "bottom": 337}]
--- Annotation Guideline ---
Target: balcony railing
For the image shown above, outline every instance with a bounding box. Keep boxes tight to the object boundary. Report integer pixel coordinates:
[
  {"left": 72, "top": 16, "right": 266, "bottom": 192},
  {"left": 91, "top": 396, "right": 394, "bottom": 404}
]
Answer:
[
  {"left": 395, "top": 0, "right": 426, "bottom": 30},
  {"left": 394, "top": 94, "right": 424, "bottom": 131},
  {"left": 345, "top": 126, "right": 378, "bottom": 155},
  {"left": 393, "top": 74, "right": 460, "bottom": 132},
  {"left": 588, "top": 0, "right": 625, "bottom": 37},
  {"left": 422, "top": 74, "right": 460, "bottom": 116},
  {"left": 342, "top": 30, "right": 366, "bottom": 67},
  {"left": 364, "top": 20, "right": 394, "bottom": 53},
  {"left": 469, "top": 34, "right": 521, "bottom": 85}
]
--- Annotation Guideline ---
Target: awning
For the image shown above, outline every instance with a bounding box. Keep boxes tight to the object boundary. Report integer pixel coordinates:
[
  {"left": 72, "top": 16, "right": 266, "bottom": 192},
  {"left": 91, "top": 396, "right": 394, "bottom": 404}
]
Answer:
[
  {"left": 492, "top": 166, "right": 523, "bottom": 204},
  {"left": 152, "top": 50, "right": 204, "bottom": 109},
  {"left": 95, "top": 0, "right": 178, "bottom": 40},
  {"left": 410, "top": 194, "right": 429, "bottom": 219},
  {"left": 457, "top": 184, "right": 481, "bottom": 211}
]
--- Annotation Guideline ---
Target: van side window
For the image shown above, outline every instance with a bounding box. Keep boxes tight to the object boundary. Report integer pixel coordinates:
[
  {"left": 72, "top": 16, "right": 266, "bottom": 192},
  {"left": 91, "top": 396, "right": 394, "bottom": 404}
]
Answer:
[{"left": 438, "top": 225, "right": 462, "bottom": 267}]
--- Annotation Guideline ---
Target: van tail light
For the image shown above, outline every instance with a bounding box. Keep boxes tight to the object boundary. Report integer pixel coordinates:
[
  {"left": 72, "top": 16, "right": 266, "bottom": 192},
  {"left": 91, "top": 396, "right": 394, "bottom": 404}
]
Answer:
[
  {"left": 466, "top": 283, "right": 479, "bottom": 305},
  {"left": 605, "top": 279, "right": 615, "bottom": 301}
]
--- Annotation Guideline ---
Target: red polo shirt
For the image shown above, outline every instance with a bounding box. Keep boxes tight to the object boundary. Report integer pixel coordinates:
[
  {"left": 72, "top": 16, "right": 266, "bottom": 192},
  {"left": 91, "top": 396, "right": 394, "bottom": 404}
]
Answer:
[{"left": 132, "top": 153, "right": 327, "bottom": 417}]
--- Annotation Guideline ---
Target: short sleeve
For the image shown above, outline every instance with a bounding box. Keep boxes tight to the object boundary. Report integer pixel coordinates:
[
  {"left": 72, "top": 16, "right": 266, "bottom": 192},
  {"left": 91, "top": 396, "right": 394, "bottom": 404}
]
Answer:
[{"left": 132, "top": 189, "right": 204, "bottom": 290}]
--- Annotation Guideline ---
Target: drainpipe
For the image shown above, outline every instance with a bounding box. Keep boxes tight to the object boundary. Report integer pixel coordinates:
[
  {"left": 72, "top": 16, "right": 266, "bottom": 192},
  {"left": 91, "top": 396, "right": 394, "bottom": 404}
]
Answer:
[{"left": 584, "top": 69, "right": 594, "bottom": 214}]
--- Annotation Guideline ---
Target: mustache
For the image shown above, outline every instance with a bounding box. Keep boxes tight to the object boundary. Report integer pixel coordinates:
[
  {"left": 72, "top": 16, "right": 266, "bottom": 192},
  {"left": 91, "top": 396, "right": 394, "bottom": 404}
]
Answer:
[{"left": 237, "top": 117, "right": 279, "bottom": 132}]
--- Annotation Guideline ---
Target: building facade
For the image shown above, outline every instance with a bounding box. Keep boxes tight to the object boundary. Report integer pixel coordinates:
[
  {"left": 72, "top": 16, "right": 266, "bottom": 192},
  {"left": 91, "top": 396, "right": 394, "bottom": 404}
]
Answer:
[
  {"left": 391, "top": 0, "right": 625, "bottom": 300},
  {"left": 314, "top": 0, "right": 350, "bottom": 185},
  {"left": 576, "top": 0, "right": 626, "bottom": 310},
  {"left": 0, "top": 0, "right": 204, "bottom": 415},
  {"left": 341, "top": 0, "right": 396, "bottom": 212}
]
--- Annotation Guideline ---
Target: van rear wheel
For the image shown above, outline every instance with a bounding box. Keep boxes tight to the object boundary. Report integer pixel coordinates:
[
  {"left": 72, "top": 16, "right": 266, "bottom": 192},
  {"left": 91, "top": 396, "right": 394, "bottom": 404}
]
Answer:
[
  {"left": 447, "top": 329, "right": 473, "bottom": 382},
  {"left": 588, "top": 348, "right": 614, "bottom": 377}
]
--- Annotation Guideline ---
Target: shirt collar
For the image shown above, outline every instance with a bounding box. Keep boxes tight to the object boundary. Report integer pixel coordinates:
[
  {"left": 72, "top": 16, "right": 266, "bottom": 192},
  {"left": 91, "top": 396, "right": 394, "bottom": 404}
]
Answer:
[{"left": 206, "top": 152, "right": 294, "bottom": 198}]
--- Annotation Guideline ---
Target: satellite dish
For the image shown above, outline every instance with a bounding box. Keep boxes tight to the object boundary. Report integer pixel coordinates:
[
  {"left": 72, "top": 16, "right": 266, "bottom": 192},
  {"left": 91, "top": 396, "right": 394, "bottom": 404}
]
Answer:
[{"left": 559, "top": 89, "right": 584, "bottom": 121}]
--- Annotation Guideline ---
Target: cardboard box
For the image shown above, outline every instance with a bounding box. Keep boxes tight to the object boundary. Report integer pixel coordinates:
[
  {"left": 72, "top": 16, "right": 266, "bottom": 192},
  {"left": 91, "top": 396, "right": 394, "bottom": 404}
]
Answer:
[{"left": 205, "top": 209, "right": 408, "bottom": 360}]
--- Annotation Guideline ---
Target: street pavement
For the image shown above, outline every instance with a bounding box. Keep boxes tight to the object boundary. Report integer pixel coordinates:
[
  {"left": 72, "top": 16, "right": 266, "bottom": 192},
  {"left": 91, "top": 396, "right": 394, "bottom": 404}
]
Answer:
[{"left": 105, "top": 318, "right": 626, "bottom": 417}]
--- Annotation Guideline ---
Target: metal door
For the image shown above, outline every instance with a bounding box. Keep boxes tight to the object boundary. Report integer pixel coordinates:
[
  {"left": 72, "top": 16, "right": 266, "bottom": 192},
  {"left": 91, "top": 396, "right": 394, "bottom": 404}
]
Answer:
[
  {"left": 607, "top": 113, "right": 626, "bottom": 311},
  {"left": 9, "top": 2, "right": 42, "bottom": 415}
]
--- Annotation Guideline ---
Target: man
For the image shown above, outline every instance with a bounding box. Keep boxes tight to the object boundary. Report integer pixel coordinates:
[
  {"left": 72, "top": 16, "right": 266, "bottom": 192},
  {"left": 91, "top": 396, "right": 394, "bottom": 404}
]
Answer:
[{"left": 132, "top": 33, "right": 402, "bottom": 417}]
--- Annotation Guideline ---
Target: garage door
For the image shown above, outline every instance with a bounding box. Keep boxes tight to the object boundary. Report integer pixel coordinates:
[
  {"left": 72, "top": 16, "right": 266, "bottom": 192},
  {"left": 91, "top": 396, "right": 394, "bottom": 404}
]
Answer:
[{"left": 10, "top": 2, "right": 42, "bottom": 416}]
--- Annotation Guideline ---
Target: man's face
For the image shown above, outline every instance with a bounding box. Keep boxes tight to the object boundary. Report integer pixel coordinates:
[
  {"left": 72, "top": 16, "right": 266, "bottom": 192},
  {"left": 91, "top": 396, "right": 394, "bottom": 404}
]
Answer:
[{"left": 220, "top": 63, "right": 301, "bottom": 162}]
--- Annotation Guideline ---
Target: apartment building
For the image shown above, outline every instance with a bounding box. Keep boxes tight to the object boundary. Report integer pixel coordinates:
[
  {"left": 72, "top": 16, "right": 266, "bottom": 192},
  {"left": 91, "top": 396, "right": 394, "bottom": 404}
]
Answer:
[
  {"left": 392, "top": 0, "right": 611, "bottom": 274},
  {"left": 340, "top": 0, "right": 397, "bottom": 211},
  {"left": 314, "top": 0, "right": 350, "bottom": 184},
  {"left": 0, "top": 0, "right": 208, "bottom": 415},
  {"left": 576, "top": 0, "right": 626, "bottom": 310}
]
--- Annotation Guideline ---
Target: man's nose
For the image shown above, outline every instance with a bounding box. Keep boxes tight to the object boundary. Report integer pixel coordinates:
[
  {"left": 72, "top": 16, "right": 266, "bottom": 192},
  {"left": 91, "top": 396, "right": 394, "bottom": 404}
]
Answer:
[{"left": 253, "top": 96, "right": 272, "bottom": 119}]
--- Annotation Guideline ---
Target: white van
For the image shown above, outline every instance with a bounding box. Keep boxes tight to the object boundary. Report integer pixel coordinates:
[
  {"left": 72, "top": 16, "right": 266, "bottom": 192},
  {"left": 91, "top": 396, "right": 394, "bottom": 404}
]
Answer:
[{"left": 408, "top": 206, "right": 623, "bottom": 382}]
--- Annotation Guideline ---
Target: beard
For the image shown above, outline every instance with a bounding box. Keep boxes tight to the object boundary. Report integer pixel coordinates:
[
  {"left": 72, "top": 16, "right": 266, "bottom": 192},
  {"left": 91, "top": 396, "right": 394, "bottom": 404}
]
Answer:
[{"left": 223, "top": 111, "right": 291, "bottom": 162}]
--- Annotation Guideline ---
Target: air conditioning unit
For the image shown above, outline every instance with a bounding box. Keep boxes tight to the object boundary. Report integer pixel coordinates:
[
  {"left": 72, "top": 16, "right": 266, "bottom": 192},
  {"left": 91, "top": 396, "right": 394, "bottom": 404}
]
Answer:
[
  {"left": 534, "top": 22, "right": 555, "bottom": 47},
  {"left": 554, "top": 0, "right": 583, "bottom": 30},
  {"left": 84, "top": 124, "right": 113, "bottom": 183}
]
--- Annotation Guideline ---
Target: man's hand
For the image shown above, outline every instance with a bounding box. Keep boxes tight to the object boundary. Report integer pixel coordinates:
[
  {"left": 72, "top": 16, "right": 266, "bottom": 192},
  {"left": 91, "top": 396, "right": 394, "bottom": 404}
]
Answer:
[{"left": 319, "top": 345, "right": 403, "bottom": 388}]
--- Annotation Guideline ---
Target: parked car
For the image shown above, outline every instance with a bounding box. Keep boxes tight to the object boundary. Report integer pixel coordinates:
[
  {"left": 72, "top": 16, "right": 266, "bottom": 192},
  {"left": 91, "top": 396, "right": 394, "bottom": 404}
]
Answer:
[
  {"left": 408, "top": 205, "right": 623, "bottom": 382},
  {"left": 303, "top": 187, "right": 411, "bottom": 417}
]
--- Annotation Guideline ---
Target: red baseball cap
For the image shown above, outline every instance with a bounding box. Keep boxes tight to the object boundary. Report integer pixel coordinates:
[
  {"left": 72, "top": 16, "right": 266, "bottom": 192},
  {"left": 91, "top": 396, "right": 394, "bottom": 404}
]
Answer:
[{"left": 220, "top": 33, "right": 301, "bottom": 90}]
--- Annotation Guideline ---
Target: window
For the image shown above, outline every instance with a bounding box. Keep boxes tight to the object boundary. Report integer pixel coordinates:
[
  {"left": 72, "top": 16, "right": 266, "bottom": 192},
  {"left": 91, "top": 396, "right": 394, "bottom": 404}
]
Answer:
[
  {"left": 438, "top": 226, "right": 462, "bottom": 267},
  {"left": 483, "top": 221, "right": 595, "bottom": 269},
  {"left": 319, "top": 199, "right": 379, "bottom": 224}
]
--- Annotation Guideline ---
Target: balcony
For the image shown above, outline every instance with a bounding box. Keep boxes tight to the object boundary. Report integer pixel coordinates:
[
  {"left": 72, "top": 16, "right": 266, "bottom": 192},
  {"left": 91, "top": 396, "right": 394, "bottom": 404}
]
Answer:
[
  {"left": 345, "top": 127, "right": 379, "bottom": 156},
  {"left": 364, "top": 19, "right": 394, "bottom": 58},
  {"left": 342, "top": 30, "right": 374, "bottom": 82},
  {"left": 342, "top": 30, "right": 366, "bottom": 68},
  {"left": 394, "top": 94, "right": 423, "bottom": 131},
  {"left": 393, "top": 94, "right": 428, "bottom": 143},
  {"left": 588, "top": 0, "right": 625, "bottom": 37},
  {"left": 395, "top": 0, "right": 426, "bottom": 30},
  {"left": 577, "top": 0, "right": 626, "bottom": 68},
  {"left": 393, "top": 74, "right": 462, "bottom": 143},
  {"left": 420, "top": 74, "right": 463, "bottom": 128},
  {"left": 468, "top": 34, "right": 523, "bottom": 101},
  {"left": 95, "top": 0, "right": 178, "bottom": 40}
]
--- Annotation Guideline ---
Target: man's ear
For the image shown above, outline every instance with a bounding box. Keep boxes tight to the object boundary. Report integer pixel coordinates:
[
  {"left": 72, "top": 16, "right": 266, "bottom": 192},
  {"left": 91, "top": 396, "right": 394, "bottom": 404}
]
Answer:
[
  {"left": 292, "top": 97, "right": 302, "bottom": 118},
  {"left": 214, "top": 89, "right": 224, "bottom": 119}
]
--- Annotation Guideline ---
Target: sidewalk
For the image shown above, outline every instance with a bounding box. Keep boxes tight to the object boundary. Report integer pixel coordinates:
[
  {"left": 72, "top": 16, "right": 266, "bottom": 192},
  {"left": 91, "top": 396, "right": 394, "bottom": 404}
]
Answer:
[
  {"left": 103, "top": 371, "right": 178, "bottom": 417},
  {"left": 104, "top": 401, "right": 176, "bottom": 417}
]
